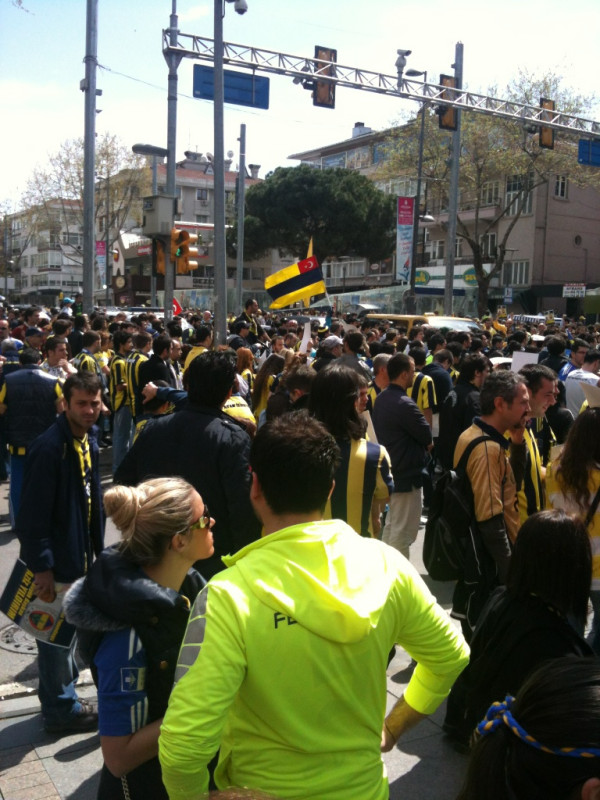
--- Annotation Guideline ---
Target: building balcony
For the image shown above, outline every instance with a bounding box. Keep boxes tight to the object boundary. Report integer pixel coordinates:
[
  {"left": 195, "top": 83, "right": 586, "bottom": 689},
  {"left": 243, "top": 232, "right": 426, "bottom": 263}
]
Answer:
[{"left": 429, "top": 203, "right": 502, "bottom": 226}]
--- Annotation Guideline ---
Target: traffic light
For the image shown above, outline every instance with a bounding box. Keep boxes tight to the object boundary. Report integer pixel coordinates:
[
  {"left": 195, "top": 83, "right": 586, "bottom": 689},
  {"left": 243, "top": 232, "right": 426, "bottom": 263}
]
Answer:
[
  {"left": 175, "top": 230, "right": 200, "bottom": 273},
  {"left": 438, "top": 74, "right": 458, "bottom": 131},
  {"left": 170, "top": 228, "right": 185, "bottom": 261},
  {"left": 154, "top": 239, "right": 165, "bottom": 275},
  {"left": 312, "top": 46, "right": 337, "bottom": 109},
  {"left": 539, "top": 97, "right": 555, "bottom": 150}
]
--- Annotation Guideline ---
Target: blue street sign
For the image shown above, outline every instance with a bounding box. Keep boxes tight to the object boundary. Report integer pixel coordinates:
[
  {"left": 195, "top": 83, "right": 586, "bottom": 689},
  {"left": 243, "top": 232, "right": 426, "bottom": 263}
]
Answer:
[
  {"left": 578, "top": 139, "right": 600, "bottom": 167},
  {"left": 193, "top": 65, "right": 270, "bottom": 110}
]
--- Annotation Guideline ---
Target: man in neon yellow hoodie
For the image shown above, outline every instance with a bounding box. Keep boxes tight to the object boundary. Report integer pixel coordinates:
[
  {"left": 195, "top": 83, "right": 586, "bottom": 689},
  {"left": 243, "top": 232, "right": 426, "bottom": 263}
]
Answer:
[{"left": 159, "top": 414, "right": 469, "bottom": 800}]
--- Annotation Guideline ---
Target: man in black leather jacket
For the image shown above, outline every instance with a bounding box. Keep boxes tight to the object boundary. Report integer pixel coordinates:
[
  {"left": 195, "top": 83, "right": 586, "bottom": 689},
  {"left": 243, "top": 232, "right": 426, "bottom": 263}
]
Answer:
[{"left": 115, "top": 351, "right": 261, "bottom": 578}]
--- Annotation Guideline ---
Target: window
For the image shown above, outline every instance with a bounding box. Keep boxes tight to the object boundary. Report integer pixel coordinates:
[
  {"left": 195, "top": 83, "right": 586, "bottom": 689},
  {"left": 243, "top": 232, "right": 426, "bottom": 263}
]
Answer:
[
  {"left": 505, "top": 175, "right": 533, "bottom": 216},
  {"left": 196, "top": 215, "right": 209, "bottom": 224},
  {"left": 481, "top": 181, "right": 500, "bottom": 206},
  {"left": 196, "top": 188, "right": 208, "bottom": 202},
  {"left": 375, "top": 178, "right": 417, "bottom": 197},
  {"left": 428, "top": 240, "right": 445, "bottom": 260},
  {"left": 62, "top": 232, "right": 83, "bottom": 248},
  {"left": 502, "top": 261, "right": 530, "bottom": 286},
  {"left": 482, "top": 233, "right": 497, "bottom": 259},
  {"left": 225, "top": 190, "right": 236, "bottom": 206},
  {"left": 555, "top": 175, "right": 568, "bottom": 199}
]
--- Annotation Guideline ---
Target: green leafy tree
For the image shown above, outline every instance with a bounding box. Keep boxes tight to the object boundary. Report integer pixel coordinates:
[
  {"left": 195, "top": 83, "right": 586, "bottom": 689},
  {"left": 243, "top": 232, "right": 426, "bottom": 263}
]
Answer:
[
  {"left": 229, "top": 165, "right": 396, "bottom": 267},
  {"left": 379, "top": 71, "right": 600, "bottom": 315}
]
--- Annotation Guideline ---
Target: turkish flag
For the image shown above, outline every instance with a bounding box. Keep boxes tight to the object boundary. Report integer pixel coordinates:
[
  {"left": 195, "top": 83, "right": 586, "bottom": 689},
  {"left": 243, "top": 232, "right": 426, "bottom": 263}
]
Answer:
[
  {"left": 172, "top": 297, "right": 183, "bottom": 316},
  {"left": 297, "top": 255, "right": 319, "bottom": 274}
]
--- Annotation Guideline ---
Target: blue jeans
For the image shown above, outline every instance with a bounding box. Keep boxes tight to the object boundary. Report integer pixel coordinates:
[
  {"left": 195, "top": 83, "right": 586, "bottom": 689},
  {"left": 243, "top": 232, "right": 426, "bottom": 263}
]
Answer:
[
  {"left": 112, "top": 405, "right": 133, "bottom": 474},
  {"left": 9, "top": 453, "right": 25, "bottom": 528},
  {"left": 588, "top": 590, "right": 600, "bottom": 655}
]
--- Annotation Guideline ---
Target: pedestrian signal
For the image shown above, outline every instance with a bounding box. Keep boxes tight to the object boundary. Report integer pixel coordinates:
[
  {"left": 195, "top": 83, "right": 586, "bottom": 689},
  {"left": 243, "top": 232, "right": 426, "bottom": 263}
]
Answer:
[{"left": 154, "top": 239, "right": 165, "bottom": 275}]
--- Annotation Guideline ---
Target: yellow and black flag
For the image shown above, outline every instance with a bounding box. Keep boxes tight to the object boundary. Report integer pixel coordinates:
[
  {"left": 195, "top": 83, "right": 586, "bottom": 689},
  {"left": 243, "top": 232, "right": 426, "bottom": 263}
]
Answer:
[{"left": 265, "top": 254, "right": 326, "bottom": 310}]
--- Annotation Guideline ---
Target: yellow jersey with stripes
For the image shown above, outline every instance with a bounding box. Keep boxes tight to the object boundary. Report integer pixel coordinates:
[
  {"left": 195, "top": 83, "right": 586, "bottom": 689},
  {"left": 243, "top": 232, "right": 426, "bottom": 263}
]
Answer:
[
  {"left": 506, "top": 425, "right": 544, "bottom": 525},
  {"left": 72, "top": 433, "right": 92, "bottom": 526},
  {"left": 407, "top": 371, "right": 436, "bottom": 414},
  {"left": 109, "top": 353, "right": 128, "bottom": 413},
  {"left": 324, "top": 437, "right": 393, "bottom": 537},
  {"left": 126, "top": 350, "right": 149, "bottom": 421},
  {"left": 365, "top": 383, "right": 382, "bottom": 414},
  {"left": 72, "top": 349, "right": 103, "bottom": 379}
]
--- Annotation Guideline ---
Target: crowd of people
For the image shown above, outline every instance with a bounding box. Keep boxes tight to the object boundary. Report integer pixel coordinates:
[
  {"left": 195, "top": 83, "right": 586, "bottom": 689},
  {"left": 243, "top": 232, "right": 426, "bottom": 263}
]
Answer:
[{"left": 5, "top": 294, "right": 600, "bottom": 799}]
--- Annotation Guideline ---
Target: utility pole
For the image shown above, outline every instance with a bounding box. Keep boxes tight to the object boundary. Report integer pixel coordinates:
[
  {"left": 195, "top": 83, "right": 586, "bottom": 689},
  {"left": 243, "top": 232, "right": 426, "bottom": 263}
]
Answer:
[
  {"left": 236, "top": 123, "right": 246, "bottom": 313},
  {"left": 163, "top": 0, "right": 182, "bottom": 321},
  {"left": 104, "top": 174, "right": 110, "bottom": 306},
  {"left": 443, "top": 42, "right": 463, "bottom": 315},
  {"left": 213, "top": 0, "right": 227, "bottom": 346},
  {"left": 81, "top": 0, "right": 99, "bottom": 314}
]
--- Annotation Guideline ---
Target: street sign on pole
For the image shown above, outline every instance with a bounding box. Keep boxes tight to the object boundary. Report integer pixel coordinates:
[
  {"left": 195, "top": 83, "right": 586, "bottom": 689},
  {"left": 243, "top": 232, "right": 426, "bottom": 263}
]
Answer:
[
  {"left": 193, "top": 64, "right": 270, "bottom": 109},
  {"left": 578, "top": 140, "right": 600, "bottom": 167}
]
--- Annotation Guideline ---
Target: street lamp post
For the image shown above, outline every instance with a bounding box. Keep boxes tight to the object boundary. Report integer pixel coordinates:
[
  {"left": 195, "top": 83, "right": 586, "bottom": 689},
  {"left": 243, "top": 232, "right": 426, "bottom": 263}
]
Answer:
[
  {"left": 214, "top": 0, "right": 248, "bottom": 348},
  {"left": 405, "top": 68, "right": 427, "bottom": 295},
  {"left": 104, "top": 174, "right": 110, "bottom": 307}
]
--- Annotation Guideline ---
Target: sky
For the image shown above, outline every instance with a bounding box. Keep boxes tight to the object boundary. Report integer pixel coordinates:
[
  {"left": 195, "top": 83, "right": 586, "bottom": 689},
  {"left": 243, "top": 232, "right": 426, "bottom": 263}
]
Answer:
[{"left": 1, "top": 0, "right": 599, "bottom": 209}]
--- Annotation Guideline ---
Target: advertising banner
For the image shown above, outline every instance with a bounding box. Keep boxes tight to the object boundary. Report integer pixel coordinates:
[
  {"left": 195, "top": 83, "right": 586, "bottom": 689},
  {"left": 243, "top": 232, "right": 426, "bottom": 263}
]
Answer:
[{"left": 396, "top": 197, "right": 415, "bottom": 283}]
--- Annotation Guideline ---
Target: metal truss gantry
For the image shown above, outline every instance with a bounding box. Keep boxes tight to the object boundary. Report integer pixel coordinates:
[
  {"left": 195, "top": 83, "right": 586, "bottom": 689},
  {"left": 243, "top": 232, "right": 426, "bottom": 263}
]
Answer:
[{"left": 163, "top": 32, "right": 600, "bottom": 140}]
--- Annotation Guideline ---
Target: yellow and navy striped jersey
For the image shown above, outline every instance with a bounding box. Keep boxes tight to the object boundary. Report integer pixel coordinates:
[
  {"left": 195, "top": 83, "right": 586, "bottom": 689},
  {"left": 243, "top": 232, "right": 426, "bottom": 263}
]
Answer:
[
  {"left": 532, "top": 414, "right": 556, "bottom": 467},
  {"left": 240, "top": 368, "right": 254, "bottom": 396},
  {"left": 183, "top": 345, "right": 207, "bottom": 373},
  {"left": 72, "top": 349, "right": 103, "bottom": 379},
  {"left": 324, "top": 437, "right": 393, "bottom": 537},
  {"left": 109, "top": 353, "right": 128, "bottom": 413},
  {"left": 72, "top": 433, "right": 92, "bottom": 526},
  {"left": 365, "top": 382, "right": 381, "bottom": 414},
  {"left": 407, "top": 371, "right": 436, "bottom": 413},
  {"left": 126, "top": 350, "right": 149, "bottom": 420},
  {"left": 507, "top": 424, "right": 544, "bottom": 524}
]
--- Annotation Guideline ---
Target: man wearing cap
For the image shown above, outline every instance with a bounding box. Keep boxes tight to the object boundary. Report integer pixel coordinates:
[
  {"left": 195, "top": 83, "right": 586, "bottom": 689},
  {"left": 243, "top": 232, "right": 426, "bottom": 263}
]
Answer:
[
  {"left": 61, "top": 297, "right": 74, "bottom": 317},
  {"left": 23, "top": 327, "right": 45, "bottom": 356},
  {"left": 313, "top": 335, "right": 343, "bottom": 372}
]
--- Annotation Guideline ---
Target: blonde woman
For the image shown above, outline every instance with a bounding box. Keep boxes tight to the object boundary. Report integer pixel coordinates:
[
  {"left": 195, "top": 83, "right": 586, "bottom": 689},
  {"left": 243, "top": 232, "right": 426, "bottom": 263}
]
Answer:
[{"left": 65, "top": 477, "right": 213, "bottom": 800}]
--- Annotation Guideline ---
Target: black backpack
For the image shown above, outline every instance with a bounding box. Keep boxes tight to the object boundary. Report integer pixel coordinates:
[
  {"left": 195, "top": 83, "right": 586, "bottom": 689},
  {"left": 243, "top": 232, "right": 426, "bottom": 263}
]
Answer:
[{"left": 423, "top": 435, "right": 489, "bottom": 581}]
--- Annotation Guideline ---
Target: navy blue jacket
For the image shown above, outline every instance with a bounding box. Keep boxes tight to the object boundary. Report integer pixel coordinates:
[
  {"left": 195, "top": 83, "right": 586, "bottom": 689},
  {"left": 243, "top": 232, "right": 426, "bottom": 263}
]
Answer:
[
  {"left": 372, "top": 384, "right": 432, "bottom": 492},
  {"left": 3, "top": 365, "right": 60, "bottom": 449},
  {"left": 16, "top": 414, "right": 105, "bottom": 582},
  {"left": 114, "top": 402, "right": 261, "bottom": 579},
  {"left": 422, "top": 361, "right": 453, "bottom": 412}
]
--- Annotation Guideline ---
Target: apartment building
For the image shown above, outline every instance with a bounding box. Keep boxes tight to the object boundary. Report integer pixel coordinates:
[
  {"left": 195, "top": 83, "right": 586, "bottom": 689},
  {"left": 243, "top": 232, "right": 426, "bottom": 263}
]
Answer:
[
  {"left": 290, "top": 122, "right": 600, "bottom": 316},
  {"left": 7, "top": 199, "right": 86, "bottom": 306},
  {"left": 6, "top": 152, "right": 273, "bottom": 310}
]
